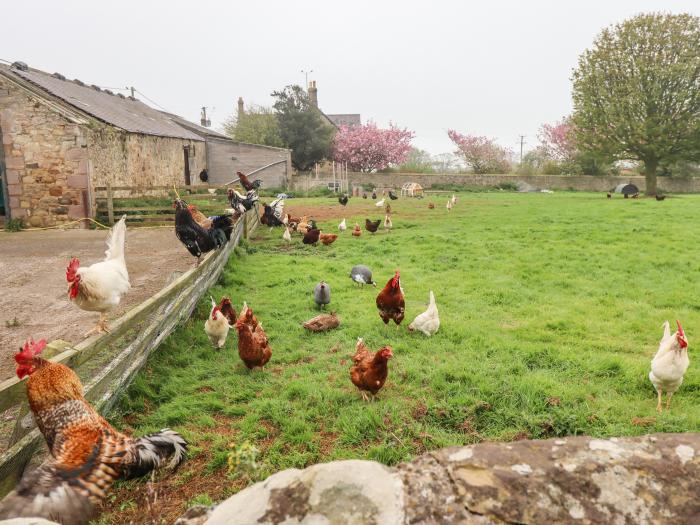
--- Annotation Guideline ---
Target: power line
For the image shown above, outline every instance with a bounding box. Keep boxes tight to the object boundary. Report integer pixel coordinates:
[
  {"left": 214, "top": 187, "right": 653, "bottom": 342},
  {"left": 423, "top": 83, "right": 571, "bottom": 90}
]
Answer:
[{"left": 133, "top": 88, "right": 171, "bottom": 112}]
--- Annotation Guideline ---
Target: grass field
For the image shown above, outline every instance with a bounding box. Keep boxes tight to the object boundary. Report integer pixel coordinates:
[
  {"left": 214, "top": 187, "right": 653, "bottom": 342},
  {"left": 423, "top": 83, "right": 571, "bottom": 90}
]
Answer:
[{"left": 100, "top": 191, "right": 700, "bottom": 524}]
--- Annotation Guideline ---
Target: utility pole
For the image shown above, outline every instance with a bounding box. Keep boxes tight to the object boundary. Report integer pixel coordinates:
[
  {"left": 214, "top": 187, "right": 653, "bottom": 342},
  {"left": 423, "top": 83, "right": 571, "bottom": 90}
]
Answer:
[
  {"left": 518, "top": 135, "right": 526, "bottom": 164},
  {"left": 301, "top": 69, "right": 313, "bottom": 88}
]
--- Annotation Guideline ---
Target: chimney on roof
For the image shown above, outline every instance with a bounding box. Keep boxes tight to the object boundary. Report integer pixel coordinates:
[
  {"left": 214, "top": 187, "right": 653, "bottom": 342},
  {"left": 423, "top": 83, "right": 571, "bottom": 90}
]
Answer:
[
  {"left": 200, "top": 107, "right": 211, "bottom": 127},
  {"left": 237, "top": 97, "right": 244, "bottom": 116},
  {"left": 308, "top": 80, "right": 318, "bottom": 108}
]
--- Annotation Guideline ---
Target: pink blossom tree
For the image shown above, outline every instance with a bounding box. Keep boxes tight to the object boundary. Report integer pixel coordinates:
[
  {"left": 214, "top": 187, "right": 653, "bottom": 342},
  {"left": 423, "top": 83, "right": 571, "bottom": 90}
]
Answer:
[
  {"left": 447, "top": 130, "right": 512, "bottom": 174},
  {"left": 333, "top": 123, "right": 414, "bottom": 172},
  {"left": 537, "top": 118, "right": 577, "bottom": 162}
]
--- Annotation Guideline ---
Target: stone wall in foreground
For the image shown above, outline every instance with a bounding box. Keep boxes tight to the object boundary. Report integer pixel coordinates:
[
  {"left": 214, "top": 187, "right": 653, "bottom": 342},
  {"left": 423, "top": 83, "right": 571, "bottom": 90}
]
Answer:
[{"left": 176, "top": 433, "right": 700, "bottom": 525}]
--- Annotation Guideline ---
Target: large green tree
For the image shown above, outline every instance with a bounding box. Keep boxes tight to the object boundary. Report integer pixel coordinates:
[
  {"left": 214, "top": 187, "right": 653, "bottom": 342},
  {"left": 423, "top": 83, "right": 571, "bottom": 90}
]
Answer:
[
  {"left": 222, "top": 104, "right": 285, "bottom": 148},
  {"left": 572, "top": 13, "right": 700, "bottom": 195},
  {"left": 271, "top": 85, "right": 334, "bottom": 171}
]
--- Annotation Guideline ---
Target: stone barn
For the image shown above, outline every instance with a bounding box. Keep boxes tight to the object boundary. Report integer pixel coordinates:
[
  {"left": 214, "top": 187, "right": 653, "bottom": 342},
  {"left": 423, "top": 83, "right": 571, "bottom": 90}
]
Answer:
[{"left": 0, "top": 61, "right": 211, "bottom": 227}]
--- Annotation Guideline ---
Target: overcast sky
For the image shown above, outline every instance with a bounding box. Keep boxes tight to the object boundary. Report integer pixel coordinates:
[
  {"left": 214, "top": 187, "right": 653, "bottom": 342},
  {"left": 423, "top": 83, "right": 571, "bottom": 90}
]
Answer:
[{"left": 2, "top": 0, "right": 698, "bottom": 155}]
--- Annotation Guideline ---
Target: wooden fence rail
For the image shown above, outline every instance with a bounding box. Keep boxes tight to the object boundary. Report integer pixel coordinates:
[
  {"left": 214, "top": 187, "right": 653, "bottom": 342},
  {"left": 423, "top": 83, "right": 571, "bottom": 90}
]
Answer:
[{"left": 0, "top": 209, "right": 259, "bottom": 498}]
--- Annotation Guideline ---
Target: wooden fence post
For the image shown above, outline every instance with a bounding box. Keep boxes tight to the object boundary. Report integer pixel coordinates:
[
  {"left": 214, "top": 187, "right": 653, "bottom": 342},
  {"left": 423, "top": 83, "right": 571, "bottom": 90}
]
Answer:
[
  {"left": 106, "top": 183, "right": 114, "bottom": 226},
  {"left": 243, "top": 211, "right": 249, "bottom": 239}
]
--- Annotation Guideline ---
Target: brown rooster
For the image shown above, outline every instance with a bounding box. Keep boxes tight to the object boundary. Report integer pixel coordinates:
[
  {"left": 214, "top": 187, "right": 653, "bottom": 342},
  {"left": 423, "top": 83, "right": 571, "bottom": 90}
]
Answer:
[
  {"left": 376, "top": 270, "right": 405, "bottom": 327},
  {"left": 0, "top": 339, "right": 187, "bottom": 524},
  {"left": 236, "top": 171, "right": 262, "bottom": 192},
  {"left": 303, "top": 227, "right": 321, "bottom": 245},
  {"left": 352, "top": 223, "right": 362, "bottom": 237},
  {"left": 349, "top": 338, "right": 393, "bottom": 401},
  {"left": 303, "top": 312, "right": 340, "bottom": 332},
  {"left": 365, "top": 218, "right": 381, "bottom": 234},
  {"left": 235, "top": 308, "right": 272, "bottom": 370},
  {"left": 320, "top": 232, "right": 338, "bottom": 246}
]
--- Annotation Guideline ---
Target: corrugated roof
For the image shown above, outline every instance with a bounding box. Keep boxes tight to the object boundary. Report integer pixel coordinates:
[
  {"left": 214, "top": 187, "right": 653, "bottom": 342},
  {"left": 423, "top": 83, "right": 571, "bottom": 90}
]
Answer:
[
  {"left": 2, "top": 65, "right": 203, "bottom": 141},
  {"left": 160, "top": 111, "right": 231, "bottom": 140}
]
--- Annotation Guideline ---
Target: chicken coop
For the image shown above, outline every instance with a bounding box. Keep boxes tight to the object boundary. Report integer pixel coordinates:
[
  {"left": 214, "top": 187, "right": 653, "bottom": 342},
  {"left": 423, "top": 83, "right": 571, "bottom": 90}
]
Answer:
[{"left": 400, "top": 182, "right": 424, "bottom": 197}]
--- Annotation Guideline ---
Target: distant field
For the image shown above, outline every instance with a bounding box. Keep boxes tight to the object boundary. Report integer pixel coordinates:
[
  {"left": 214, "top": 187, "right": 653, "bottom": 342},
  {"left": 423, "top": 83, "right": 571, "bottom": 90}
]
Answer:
[{"left": 100, "top": 191, "right": 700, "bottom": 524}]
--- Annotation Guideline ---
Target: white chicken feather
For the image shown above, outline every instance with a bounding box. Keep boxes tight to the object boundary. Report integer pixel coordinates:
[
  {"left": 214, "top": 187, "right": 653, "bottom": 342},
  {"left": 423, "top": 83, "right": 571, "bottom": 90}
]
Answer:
[{"left": 205, "top": 297, "right": 230, "bottom": 349}]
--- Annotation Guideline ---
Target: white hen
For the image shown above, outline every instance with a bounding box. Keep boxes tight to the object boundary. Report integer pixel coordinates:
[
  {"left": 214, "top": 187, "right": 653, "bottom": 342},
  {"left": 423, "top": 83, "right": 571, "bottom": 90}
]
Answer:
[
  {"left": 649, "top": 320, "right": 689, "bottom": 412},
  {"left": 282, "top": 226, "right": 292, "bottom": 243},
  {"left": 205, "top": 297, "right": 230, "bottom": 349},
  {"left": 408, "top": 291, "right": 440, "bottom": 336},
  {"left": 66, "top": 215, "right": 130, "bottom": 337},
  {"left": 375, "top": 199, "right": 385, "bottom": 207},
  {"left": 339, "top": 218, "right": 347, "bottom": 232}
]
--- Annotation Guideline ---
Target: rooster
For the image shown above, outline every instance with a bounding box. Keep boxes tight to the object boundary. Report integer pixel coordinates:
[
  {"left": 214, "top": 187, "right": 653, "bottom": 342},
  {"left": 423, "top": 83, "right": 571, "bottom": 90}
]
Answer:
[
  {"left": 649, "top": 320, "right": 690, "bottom": 412},
  {"left": 282, "top": 226, "right": 292, "bottom": 243},
  {"left": 338, "top": 194, "right": 349, "bottom": 206},
  {"left": 227, "top": 188, "right": 259, "bottom": 214},
  {"left": 236, "top": 171, "right": 262, "bottom": 192},
  {"left": 408, "top": 291, "right": 440, "bottom": 336},
  {"left": 235, "top": 308, "right": 272, "bottom": 370},
  {"left": 349, "top": 338, "right": 393, "bottom": 401},
  {"left": 205, "top": 297, "right": 230, "bottom": 349},
  {"left": 655, "top": 194, "right": 666, "bottom": 201},
  {"left": 187, "top": 204, "right": 213, "bottom": 229},
  {"left": 376, "top": 270, "right": 405, "bottom": 327},
  {"left": 66, "top": 215, "right": 130, "bottom": 337},
  {"left": 0, "top": 338, "right": 187, "bottom": 524},
  {"left": 174, "top": 199, "right": 234, "bottom": 265},
  {"left": 338, "top": 218, "right": 347, "bottom": 232},
  {"left": 388, "top": 190, "right": 398, "bottom": 200},
  {"left": 365, "top": 219, "right": 380, "bottom": 234},
  {"left": 383, "top": 214, "right": 393, "bottom": 233},
  {"left": 260, "top": 197, "right": 285, "bottom": 227}
]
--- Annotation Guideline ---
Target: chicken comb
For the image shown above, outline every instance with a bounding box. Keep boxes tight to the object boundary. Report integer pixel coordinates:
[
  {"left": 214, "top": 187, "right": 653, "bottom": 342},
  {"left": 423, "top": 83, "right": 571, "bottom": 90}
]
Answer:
[
  {"left": 677, "top": 320, "right": 685, "bottom": 338},
  {"left": 16, "top": 338, "right": 47, "bottom": 361},
  {"left": 66, "top": 258, "right": 80, "bottom": 282}
]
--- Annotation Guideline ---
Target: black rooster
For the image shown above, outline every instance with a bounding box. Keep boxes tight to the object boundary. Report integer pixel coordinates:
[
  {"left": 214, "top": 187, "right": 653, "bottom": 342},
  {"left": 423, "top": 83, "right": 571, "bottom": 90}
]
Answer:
[
  {"left": 655, "top": 194, "right": 666, "bottom": 201},
  {"left": 261, "top": 200, "right": 285, "bottom": 227},
  {"left": 228, "top": 188, "right": 259, "bottom": 214},
  {"left": 388, "top": 190, "right": 398, "bottom": 200},
  {"left": 174, "top": 199, "right": 235, "bottom": 265},
  {"left": 338, "top": 194, "right": 349, "bottom": 206}
]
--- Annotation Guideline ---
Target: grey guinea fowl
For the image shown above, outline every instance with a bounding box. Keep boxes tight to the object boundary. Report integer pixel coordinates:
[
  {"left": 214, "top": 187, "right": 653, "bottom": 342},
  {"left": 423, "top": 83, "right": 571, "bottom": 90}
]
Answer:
[
  {"left": 349, "top": 265, "right": 377, "bottom": 287},
  {"left": 314, "top": 281, "right": 331, "bottom": 309}
]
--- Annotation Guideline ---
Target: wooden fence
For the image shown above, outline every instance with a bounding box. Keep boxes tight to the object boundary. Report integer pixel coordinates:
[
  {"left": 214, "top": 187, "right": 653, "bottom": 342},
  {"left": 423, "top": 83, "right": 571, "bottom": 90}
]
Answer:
[
  {"left": 0, "top": 209, "right": 259, "bottom": 497},
  {"left": 95, "top": 184, "right": 232, "bottom": 226}
]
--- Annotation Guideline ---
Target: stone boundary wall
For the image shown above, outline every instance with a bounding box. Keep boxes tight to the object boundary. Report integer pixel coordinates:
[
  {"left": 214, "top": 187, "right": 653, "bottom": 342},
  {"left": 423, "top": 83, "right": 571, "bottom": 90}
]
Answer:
[
  {"left": 296, "top": 172, "right": 700, "bottom": 193},
  {"left": 175, "top": 433, "right": 700, "bottom": 525}
]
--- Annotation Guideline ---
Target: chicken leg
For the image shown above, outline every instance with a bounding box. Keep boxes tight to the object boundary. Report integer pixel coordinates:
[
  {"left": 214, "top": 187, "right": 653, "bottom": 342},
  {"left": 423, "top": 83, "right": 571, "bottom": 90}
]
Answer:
[
  {"left": 360, "top": 391, "right": 370, "bottom": 402},
  {"left": 84, "top": 313, "right": 110, "bottom": 338},
  {"left": 666, "top": 392, "right": 674, "bottom": 411},
  {"left": 656, "top": 389, "right": 663, "bottom": 413}
]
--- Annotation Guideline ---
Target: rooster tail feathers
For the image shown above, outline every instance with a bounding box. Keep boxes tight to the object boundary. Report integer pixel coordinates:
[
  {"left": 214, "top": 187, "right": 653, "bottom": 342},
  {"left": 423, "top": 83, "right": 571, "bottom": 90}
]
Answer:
[
  {"left": 105, "top": 215, "right": 127, "bottom": 261},
  {"left": 662, "top": 320, "right": 671, "bottom": 340},
  {"left": 429, "top": 290, "right": 436, "bottom": 307},
  {"left": 126, "top": 429, "right": 187, "bottom": 479}
]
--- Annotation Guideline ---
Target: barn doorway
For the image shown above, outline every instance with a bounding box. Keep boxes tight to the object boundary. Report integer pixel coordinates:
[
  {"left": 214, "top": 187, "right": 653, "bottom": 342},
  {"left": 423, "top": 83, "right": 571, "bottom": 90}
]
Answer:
[
  {"left": 183, "top": 146, "right": 191, "bottom": 186},
  {"left": 0, "top": 125, "right": 7, "bottom": 219}
]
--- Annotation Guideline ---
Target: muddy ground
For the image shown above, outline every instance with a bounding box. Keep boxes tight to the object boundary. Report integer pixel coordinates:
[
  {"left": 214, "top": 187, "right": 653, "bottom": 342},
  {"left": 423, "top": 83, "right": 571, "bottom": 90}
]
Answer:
[{"left": 0, "top": 226, "right": 193, "bottom": 381}]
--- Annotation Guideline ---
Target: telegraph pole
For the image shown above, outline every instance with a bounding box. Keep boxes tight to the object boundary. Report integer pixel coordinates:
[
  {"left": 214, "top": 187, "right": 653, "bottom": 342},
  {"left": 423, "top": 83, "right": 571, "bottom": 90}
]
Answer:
[{"left": 518, "top": 135, "right": 526, "bottom": 164}]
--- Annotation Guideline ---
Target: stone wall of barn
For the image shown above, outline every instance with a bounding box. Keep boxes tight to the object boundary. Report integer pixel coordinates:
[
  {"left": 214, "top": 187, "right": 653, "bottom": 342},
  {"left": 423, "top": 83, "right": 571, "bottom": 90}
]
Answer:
[
  {"left": 86, "top": 129, "right": 206, "bottom": 191},
  {"left": 0, "top": 75, "right": 90, "bottom": 226}
]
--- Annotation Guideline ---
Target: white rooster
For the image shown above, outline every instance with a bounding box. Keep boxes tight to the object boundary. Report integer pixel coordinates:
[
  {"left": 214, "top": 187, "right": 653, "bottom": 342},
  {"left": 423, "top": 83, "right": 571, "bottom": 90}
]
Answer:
[
  {"left": 66, "top": 215, "right": 130, "bottom": 337},
  {"left": 408, "top": 291, "right": 440, "bottom": 336},
  {"left": 649, "top": 320, "right": 689, "bottom": 412},
  {"left": 204, "top": 297, "right": 230, "bottom": 349},
  {"left": 339, "top": 218, "right": 347, "bottom": 232}
]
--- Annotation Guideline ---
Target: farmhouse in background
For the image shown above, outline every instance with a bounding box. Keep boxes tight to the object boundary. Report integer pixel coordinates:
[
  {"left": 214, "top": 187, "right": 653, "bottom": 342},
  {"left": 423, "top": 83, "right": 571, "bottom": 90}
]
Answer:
[
  {"left": 0, "top": 61, "right": 291, "bottom": 227},
  {"left": 307, "top": 80, "right": 361, "bottom": 129}
]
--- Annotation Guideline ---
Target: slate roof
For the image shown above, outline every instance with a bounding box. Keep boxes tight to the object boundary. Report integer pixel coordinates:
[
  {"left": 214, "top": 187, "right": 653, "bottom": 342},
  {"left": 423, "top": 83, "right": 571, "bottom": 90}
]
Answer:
[
  {"left": 0, "top": 63, "right": 202, "bottom": 141},
  {"left": 326, "top": 114, "right": 361, "bottom": 127}
]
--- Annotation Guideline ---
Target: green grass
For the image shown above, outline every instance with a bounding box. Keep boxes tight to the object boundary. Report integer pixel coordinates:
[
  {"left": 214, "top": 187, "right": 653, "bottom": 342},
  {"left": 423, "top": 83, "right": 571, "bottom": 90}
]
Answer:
[{"left": 107, "top": 192, "right": 700, "bottom": 516}]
